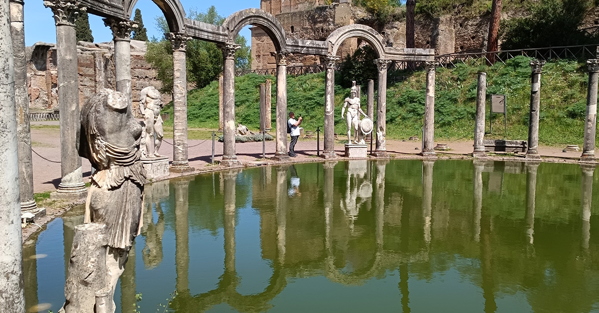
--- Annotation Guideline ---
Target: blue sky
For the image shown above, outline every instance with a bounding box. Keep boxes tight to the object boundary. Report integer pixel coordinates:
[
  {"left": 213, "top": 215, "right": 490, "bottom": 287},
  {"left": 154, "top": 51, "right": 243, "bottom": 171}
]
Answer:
[{"left": 24, "top": 0, "right": 260, "bottom": 46}]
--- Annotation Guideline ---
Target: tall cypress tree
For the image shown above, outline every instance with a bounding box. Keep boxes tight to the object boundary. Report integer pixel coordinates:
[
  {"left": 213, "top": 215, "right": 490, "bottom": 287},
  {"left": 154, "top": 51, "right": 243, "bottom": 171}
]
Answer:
[
  {"left": 132, "top": 9, "right": 148, "bottom": 41},
  {"left": 75, "top": 11, "right": 94, "bottom": 43}
]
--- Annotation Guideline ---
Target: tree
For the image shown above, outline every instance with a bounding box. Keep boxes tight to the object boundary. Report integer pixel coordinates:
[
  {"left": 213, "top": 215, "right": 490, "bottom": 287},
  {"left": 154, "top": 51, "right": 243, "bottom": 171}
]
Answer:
[
  {"left": 406, "top": 0, "right": 416, "bottom": 48},
  {"left": 486, "top": 0, "right": 502, "bottom": 63},
  {"left": 132, "top": 9, "right": 148, "bottom": 41},
  {"left": 75, "top": 11, "right": 94, "bottom": 43}
]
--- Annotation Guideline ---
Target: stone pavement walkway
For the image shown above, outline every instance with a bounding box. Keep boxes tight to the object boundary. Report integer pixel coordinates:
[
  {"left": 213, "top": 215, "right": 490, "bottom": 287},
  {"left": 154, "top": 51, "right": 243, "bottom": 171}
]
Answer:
[{"left": 29, "top": 122, "right": 593, "bottom": 193}]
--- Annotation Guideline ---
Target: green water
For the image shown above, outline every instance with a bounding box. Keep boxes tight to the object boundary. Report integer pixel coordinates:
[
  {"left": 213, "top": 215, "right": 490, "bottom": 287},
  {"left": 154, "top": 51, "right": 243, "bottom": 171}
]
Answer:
[{"left": 23, "top": 160, "right": 599, "bottom": 312}]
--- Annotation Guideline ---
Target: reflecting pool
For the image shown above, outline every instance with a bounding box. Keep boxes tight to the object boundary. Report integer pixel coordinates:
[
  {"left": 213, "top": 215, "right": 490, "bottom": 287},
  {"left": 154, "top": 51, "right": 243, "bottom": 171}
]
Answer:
[{"left": 23, "top": 160, "right": 599, "bottom": 312}]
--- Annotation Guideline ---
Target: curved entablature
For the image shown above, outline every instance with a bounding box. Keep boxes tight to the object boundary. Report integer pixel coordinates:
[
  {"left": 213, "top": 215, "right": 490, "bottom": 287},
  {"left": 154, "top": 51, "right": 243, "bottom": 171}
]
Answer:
[
  {"left": 222, "top": 8, "right": 287, "bottom": 52},
  {"left": 125, "top": 0, "right": 186, "bottom": 33},
  {"left": 286, "top": 38, "right": 328, "bottom": 56},
  {"left": 327, "top": 24, "right": 387, "bottom": 59},
  {"left": 184, "top": 19, "right": 228, "bottom": 43},
  {"left": 78, "top": 0, "right": 127, "bottom": 19}
]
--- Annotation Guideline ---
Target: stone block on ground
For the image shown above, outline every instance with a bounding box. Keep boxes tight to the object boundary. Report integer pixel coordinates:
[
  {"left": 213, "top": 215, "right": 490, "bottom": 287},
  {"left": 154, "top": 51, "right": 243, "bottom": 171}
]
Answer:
[
  {"left": 345, "top": 144, "right": 368, "bottom": 158},
  {"left": 141, "top": 156, "right": 170, "bottom": 180},
  {"left": 484, "top": 140, "right": 527, "bottom": 153}
]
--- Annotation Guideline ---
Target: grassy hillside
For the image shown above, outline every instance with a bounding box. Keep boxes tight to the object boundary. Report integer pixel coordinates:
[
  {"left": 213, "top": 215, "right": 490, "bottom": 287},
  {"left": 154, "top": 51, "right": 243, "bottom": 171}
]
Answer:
[{"left": 164, "top": 56, "right": 591, "bottom": 146}]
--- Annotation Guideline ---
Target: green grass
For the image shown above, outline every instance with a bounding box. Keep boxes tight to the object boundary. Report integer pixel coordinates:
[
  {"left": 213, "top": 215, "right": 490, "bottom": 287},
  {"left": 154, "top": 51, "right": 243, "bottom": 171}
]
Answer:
[
  {"left": 34, "top": 191, "right": 52, "bottom": 203},
  {"left": 160, "top": 56, "right": 594, "bottom": 147}
]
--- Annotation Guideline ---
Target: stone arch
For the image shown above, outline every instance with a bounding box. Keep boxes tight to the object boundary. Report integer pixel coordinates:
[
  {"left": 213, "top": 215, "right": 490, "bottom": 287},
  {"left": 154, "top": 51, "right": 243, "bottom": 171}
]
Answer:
[
  {"left": 222, "top": 8, "right": 287, "bottom": 52},
  {"left": 327, "top": 24, "right": 387, "bottom": 58},
  {"left": 126, "top": 0, "right": 186, "bottom": 33}
]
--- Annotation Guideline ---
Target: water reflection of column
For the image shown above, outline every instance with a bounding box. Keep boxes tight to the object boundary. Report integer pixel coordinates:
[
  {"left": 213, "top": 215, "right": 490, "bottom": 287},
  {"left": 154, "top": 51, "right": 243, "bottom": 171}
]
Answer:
[
  {"left": 324, "top": 162, "right": 336, "bottom": 254},
  {"left": 422, "top": 161, "right": 435, "bottom": 244},
  {"left": 224, "top": 171, "right": 237, "bottom": 275},
  {"left": 62, "top": 213, "right": 83, "bottom": 278},
  {"left": 120, "top": 242, "right": 136, "bottom": 313},
  {"left": 275, "top": 167, "right": 288, "bottom": 265},
  {"left": 376, "top": 161, "right": 387, "bottom": 249},
  {"left": 23, "top": 242, "right": 38, "bottom": 312},
  {"left": 174, "top": 179, "right": 190, "bottom": 294},
  {"left": 473, "top": 161, "right": 484, "bottom": 242},
  {"left": 525, "top": 163, "right": 539, "bottom": 245},
  {"left": 581, "top": 164, "right": 595, "bottom": 250},
  {"left": 480, "top": 208, "right": 497, "bottom": 313}
]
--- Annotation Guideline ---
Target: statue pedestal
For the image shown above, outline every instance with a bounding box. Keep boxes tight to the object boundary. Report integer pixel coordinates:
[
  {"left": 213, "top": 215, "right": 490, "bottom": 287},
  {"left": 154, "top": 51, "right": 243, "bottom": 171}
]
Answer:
[
  {"left": 345, "top": 144, "right": 368, "bottom": 158},
  {"left": 141, "top": 156, "right": 170, "bottom": 181}
]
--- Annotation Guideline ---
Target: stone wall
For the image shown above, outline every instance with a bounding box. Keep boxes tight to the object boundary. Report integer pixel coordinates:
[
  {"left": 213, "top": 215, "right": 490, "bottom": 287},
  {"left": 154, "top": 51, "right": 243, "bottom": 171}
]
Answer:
[{"left": 26, "top": 40, "right": 170, "bottom": 117}]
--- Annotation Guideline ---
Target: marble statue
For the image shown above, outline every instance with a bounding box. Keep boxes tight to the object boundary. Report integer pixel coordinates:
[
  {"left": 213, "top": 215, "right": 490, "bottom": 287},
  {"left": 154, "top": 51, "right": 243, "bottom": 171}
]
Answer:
[
  {"left": 236, "top": 123, "right": 253, "bottom": 136},
  {"left": 140, "top": 86, "right": 164, "bottom": 158},
  {"left": 62, "top": 89, "right": 147, "bottom": 313},
  {"left": 341, "top": 81, "right": 368, "bottom": 144}
]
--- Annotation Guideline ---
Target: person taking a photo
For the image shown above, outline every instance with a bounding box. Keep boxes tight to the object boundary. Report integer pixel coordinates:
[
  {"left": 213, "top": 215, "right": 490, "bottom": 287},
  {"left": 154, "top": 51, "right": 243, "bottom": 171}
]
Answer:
[{"left": 287, "top": 112, "right": 303, "bottom": 157}]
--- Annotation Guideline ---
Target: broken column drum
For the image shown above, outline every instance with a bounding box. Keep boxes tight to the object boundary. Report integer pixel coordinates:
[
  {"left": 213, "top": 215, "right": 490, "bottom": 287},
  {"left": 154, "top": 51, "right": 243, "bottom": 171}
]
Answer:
[
  {"left": 582, "top": 59, "right": 599, "bottom": 160},
  {"left": 275, "top": 52, "right": 289, "bottom": 159},
  {"left": 104, "top": 17, "right": 137, "bottom": 107},
  {"left": 374, "top": 59, "right": 390, "bottom": 156},
  {"left": 422, "top": 61, "right": 438, "bottom": 156},
  {"left": 44, "top": 0, "right": 87, "bottom": 197},
  {"left": 526, "top": 59, "right": 545, "bottom": 159},
  {"left": 11, "top": 0, "right": 37, "bottom": 212},
  {"left": 221, "top": 44, "right": 241, "bottom": 166},
  {"left": 474, "top": 72, "right": 487, "bottom": 157},
  {"left": 0, "top": 0, "right": 26, "bottom": 310},
  {"left": 169, "top": 32, "right": 192, "bottom": 171},
  {"left": 323, "top": 55, "right": 339, "bottom": 159},
  {"left": 62, "top": 89, "right": 147, "bottom": 313}
]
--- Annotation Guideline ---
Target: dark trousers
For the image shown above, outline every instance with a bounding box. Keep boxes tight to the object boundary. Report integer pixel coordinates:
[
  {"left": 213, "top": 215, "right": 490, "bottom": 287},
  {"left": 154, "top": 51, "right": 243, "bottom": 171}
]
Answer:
[{"left": 289, "top": 136, "right": 299, "bottom": 156}]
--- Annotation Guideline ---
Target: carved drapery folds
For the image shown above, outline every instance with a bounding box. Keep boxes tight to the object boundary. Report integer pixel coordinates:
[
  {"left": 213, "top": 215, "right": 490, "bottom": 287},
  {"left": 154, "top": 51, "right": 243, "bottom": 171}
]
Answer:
[
  {"left": 375, "top": 59, "right": 391, "bottom": 72},
  {"left": 168, "top": 32, "right": 191, "bottom": 52},
  {"left": 43, "top": 0, "right": 85, "bottom": 26},
  {"left": 529, "top": 59, "right": 545, "bottom": 74},
  {"left": 221, "top": 43, "right": 240, "bottom": 60},
  {"left": 104, "top": 17, "right": 138, "bottom": 41},
  {"left": 588, "top": 59, "right": 599, "bottom": 73}
]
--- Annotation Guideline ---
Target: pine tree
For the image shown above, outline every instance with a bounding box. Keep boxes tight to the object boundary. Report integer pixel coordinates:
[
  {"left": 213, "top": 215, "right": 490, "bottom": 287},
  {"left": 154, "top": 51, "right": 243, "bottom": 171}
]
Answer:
[
  {"left": 132, "top": 9, "right": 148, "bottom": 41},
  {"left": 75, "top": 11, "right": 94, "bottom": 43}
]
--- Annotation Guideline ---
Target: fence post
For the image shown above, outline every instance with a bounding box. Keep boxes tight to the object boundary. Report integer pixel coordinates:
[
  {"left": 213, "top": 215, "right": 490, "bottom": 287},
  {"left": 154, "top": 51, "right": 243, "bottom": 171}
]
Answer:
[
  {"left": 262, "top": 131, "right": 266, "bottom": 159},
  {"left": 317, "top": 126, "right": 320, "bottom": 157},
  {"left": 211, "top": 131, "right": 215, "bottom": 164}
]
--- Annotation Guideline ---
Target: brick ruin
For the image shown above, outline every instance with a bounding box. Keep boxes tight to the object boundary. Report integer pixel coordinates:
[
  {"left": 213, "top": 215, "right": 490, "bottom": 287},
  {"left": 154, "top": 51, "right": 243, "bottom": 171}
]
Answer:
[{"left": 27, "top": 40, "right": 171, "bottom": 116}]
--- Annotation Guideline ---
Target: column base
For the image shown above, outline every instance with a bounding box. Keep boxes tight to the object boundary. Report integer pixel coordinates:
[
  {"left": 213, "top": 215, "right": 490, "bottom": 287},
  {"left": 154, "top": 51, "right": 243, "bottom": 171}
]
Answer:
[
  {"left": 52, "top": 185, "right": 88, "bottom": 201},
  {"left": 525, "top": 152, "right": 542, "bottom": 160},
  {"left": 21, "top": 199, "right": 38, "bottom": 212},
  {"left": 170, "top": 165, "right": 195, "bottom": 173},
  {"left": 321, "top": 151, "right": 338, "bottom": 159},
  {"left": 473, "top": 151, "right": 488, "bottom": 158},
  {"left": 274, "top": 153, "right": 290, "bottom": 161},
  {"left": 420, "top": 150, "right": 437, "bottom": 157},
  {"left": 580, "top": 152, "right": 596, "bottom": 162},
  {"left": 221, "top": 156, "right": 241, "bottom": 167},
  {"left": 371, "top": 150, "right": 390, "bottom": 158}
]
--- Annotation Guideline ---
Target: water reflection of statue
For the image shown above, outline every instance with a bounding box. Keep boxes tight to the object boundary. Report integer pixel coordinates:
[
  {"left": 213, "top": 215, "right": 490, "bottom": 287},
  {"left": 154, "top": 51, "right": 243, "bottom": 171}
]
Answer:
[
  {"left": 341, "top": 82, "right": 368, "bottom": 144},
  {"left": 340, "top": 161, "right": 373, "bottom": 231},
  {"left": 139, "top": 86, "right": 164, "bottom": 158},
  {"left": 68, "top": 89, "right": 147, "bottom": 312},
  {"left": 288, "top": 165, "right": 301, "bottom": 197},
  {"left": 141, "top": 182, "right": 168, "bottom": 269}
]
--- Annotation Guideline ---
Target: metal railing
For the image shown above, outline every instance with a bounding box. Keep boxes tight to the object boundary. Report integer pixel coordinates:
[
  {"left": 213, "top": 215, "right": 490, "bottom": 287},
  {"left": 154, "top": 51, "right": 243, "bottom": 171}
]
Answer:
[
  {"left": 235, "top": 64, "right": 341, "bottom": 77},
  {"left": 29, "top": 112, "right": 59, "bottom": 121}
]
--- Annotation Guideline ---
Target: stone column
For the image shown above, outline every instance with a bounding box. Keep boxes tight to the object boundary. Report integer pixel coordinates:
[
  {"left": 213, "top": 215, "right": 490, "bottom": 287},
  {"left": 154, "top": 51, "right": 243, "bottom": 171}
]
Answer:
[
  {"left": 174, "top": 179, "right": 190, "bottom": 294},
  {"left": 169, "top": 33, "right": 193, "bottom": 172},
  {"left": 323, "top": 55, "right": 339, "bottom": 159},
  {"left": 221, "top": 44, "right": 240, "bottom": 166},
  {"left": 525, "top": 163, "right": 539, "bottom": 245},
  {"left": 275, "top": 166, "right": 288, "bottom": 264},
  {"left": 581, "top": 164, "right": 594, "bottom": 250},
  {"left": 422, "top": 160, "right": 434, "bottom": 244},
  {"left": 473, "top": 161, "right": 484, "bottom": 242},
  {"left": 1, "top": 0, "right": 25, "bottom": 309},
  {"left": 104, "top": 18, "right": 136, "bottom": 107},
  {"left": 45, "top": 0, "right": 87, "bottom": 198},
  {"left": 422, "top": 61, "right": 438, "bottom": 156},
  {"left": 526, "top": 60, "right": 545, "bottom": 159},
  {"left": 274, "top": 52, "right": 289, "bottom": 160},
  {"left": 223, "top": 170, "right": 237, "bottom": 275},
  {"left": 218, "top": 74, "right": 223, "bottom": 132},
  {"left": 582, "top": 60, "right": 599, "bottom": 160},
  {"left": 367, "top": 79, "right": 374, "bottom": 119},
  {"left": 474, "top": 72, "right": 487, "bottom": 157},
  {"left": 10, "top": 0, "right": 37, "bottom": 213},
  {"left": 373, "top": 59, "right": 390, "bottom": 157}
]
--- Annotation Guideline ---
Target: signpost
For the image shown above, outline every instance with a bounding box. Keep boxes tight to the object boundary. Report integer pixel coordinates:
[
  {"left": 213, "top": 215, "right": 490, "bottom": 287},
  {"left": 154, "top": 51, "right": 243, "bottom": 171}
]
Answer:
[{"left": 490, "top": 94, "right": 507, "bottom": 139}]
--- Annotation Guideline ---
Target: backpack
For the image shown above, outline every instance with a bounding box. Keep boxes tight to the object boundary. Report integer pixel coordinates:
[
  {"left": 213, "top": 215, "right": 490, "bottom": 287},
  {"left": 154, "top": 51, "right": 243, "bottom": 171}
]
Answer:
[{"left": 287, "top": 120, "right": 292, "bottom": 134}]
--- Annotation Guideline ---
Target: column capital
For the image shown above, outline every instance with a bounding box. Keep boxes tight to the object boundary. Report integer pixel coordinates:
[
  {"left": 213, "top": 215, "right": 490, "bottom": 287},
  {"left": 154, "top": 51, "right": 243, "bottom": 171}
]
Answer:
[
  {"left": 220, "top": 43, "right": 240, "bottom": 60},
  {"left": 9, "top": 0, "right": 24, "bottom": 4},
  {"left": 588, "top": 59, "right": 599, "bottom": 73},
  {"left": 43, "top": 0, "right": 86, "bottom": 27},
  {"left": 324, "top": 55, "right": 340, "bottom": 69},
  {"left": 374, "top": 59, "right": 391, "bottom": 72},
  {"left": 104, "top": 17, "right": 138, "bottom": 41},
  {"left": 425, "top": 61, "right": 440, "bottom": 72},
  {"left": 529, "top": 59, "right": 545, "bottom": 74},
  {"left": 271, "top": 51, "right": 289, "bottom": 66},
  {"left": 167, "top": 32, "right": 192, "bottom": 52}
]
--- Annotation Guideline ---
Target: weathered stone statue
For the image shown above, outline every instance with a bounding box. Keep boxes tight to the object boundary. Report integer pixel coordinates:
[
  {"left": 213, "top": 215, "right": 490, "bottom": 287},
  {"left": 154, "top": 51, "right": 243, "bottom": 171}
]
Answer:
[
  {"left": 236, "top": 123, "right": 253, "bottom": 136},
  {"left": 62, "top": 89, "right": 147, "bottom": 313},
  {"left": 140, "top": 86, "right": 164, "bottom": 158},
  {"left": 341, "top": 81, "right": 368, "bottom": 144}
]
